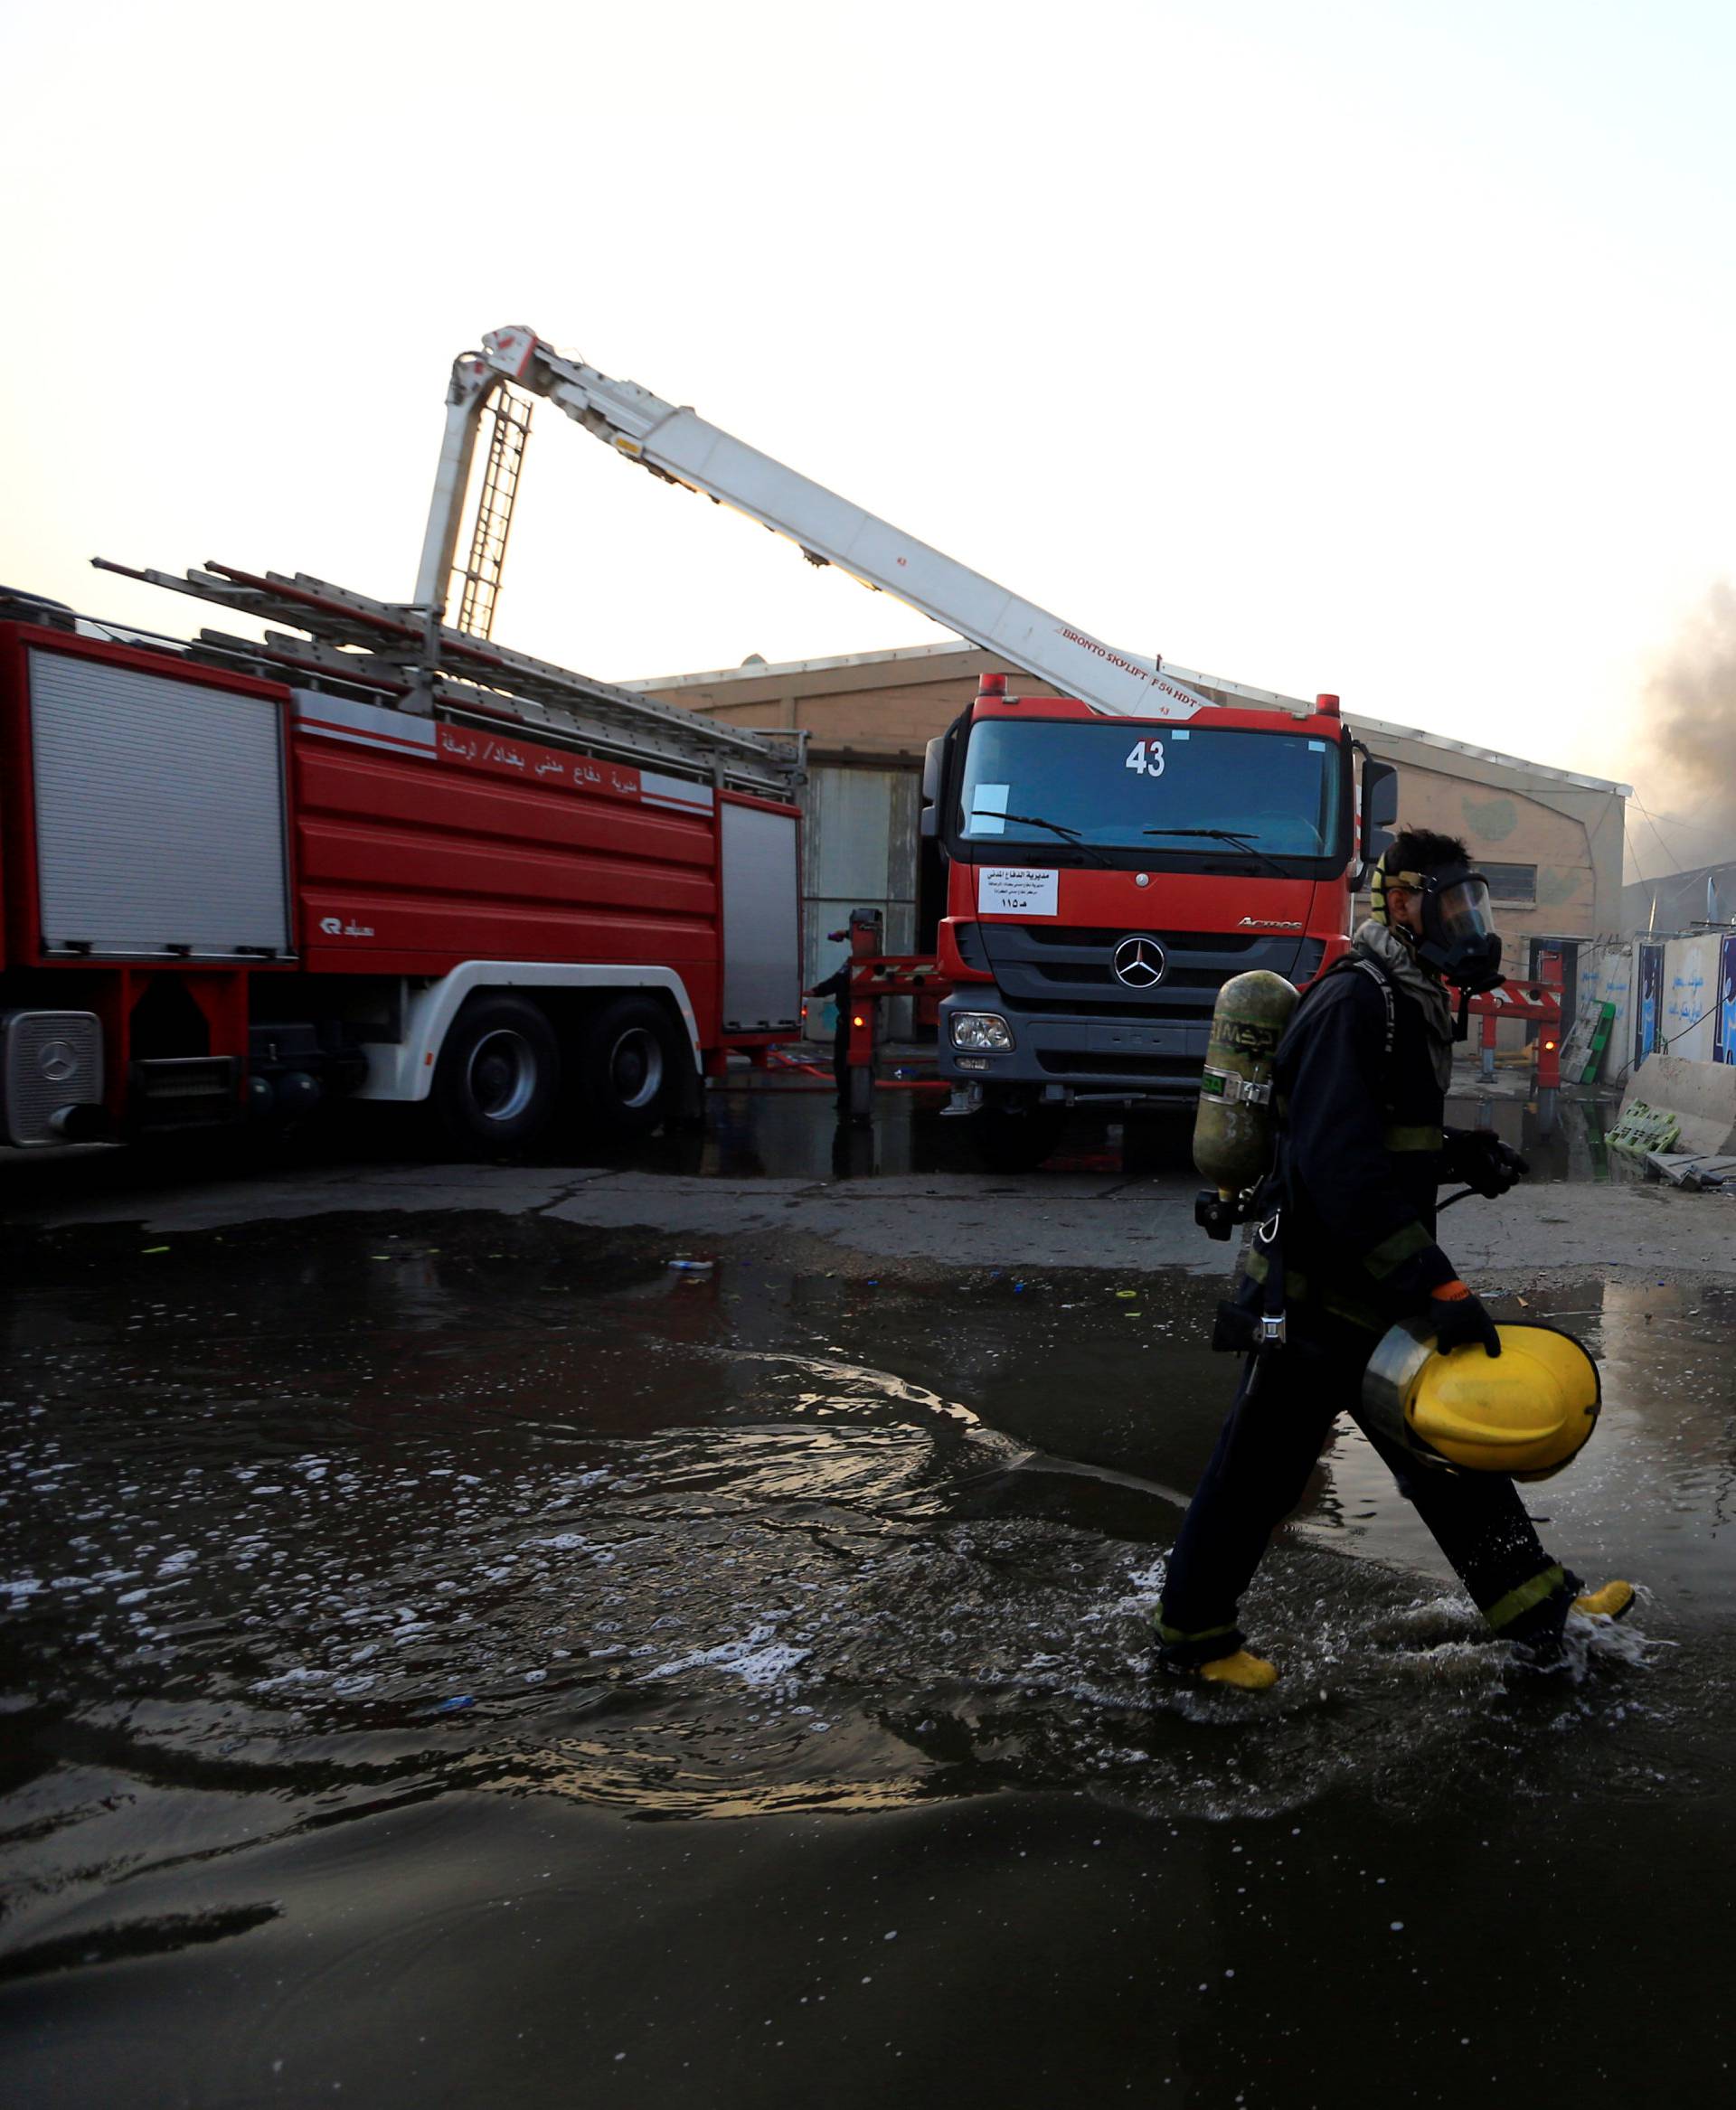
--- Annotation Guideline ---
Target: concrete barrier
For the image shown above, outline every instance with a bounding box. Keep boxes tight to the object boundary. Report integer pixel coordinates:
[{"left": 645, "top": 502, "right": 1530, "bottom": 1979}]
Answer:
[{"left": 1619, "top": 1052, "right": 1736, "bottom": 1155}]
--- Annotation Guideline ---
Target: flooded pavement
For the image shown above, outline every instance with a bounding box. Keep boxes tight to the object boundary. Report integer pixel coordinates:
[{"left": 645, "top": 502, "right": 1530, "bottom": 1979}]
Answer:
[{"left": 4, "top": 1106, "right": 1736, "bottom": 2106}]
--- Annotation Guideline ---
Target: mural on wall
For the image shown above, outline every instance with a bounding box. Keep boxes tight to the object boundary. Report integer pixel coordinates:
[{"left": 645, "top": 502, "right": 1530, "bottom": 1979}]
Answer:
[
  {"left": 1637, "top": 943, "right": 1665, "bottom": 1065},
  {"left": 1665, "top": 939, "right": 1713, "bottom": 1059},
  {"left": 1716, "top": 936, "right": 1736, "bottom": 1067},
  {"left": 1575, "top": 941, "right": 1633, "bottom": 1083},
  {"left": 1461, "top": 794, "right": 1519, "bottom": 843}
]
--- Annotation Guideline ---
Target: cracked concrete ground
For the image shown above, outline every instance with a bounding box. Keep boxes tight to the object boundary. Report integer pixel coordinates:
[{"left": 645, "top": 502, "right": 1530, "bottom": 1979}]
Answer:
[{"left": 5, "top": 1107, "right": 1731, "bottom": 1288}]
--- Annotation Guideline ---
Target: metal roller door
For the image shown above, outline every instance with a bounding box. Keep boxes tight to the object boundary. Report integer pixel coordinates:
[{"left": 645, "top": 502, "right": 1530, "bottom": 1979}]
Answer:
[
  {"left": 800, "top": 766, "right": 919, "bottom": 1039},
  {"left": 721, "top": 801, "right": 800, "bottom": 1032},
  {"left": 29, "top": 649, "right": 292, "bottom": 958}
]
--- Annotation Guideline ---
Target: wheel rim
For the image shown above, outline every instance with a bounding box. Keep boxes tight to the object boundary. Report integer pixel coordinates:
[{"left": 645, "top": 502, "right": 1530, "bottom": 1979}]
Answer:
[
  {"left": 609, "top": 1025, "right": 665, "bottom": 1111},
  {"left": 467, "top": 1029, "right": 537, "bottom": 1123}
]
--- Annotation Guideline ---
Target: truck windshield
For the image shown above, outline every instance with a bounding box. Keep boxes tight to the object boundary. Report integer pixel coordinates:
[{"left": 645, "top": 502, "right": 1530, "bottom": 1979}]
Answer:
[{"left": 957, "top": 720, "right": 1342, "bottom": 862}]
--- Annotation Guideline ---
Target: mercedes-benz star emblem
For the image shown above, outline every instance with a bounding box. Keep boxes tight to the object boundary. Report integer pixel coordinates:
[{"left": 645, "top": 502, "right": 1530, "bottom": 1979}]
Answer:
[
  {"left": 36, "top": 1040, "right": 79, "bottom": 1084},
  {"left": 1112, "top": 935, "right": 1167, "bottom": 990}
]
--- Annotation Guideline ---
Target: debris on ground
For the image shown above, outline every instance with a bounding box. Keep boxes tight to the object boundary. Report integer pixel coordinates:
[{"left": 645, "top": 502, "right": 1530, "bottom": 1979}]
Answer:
[
  {"left": 1642, "top": 1151, "right": 1736, "bottom": 1192},
  {"left": 1609, "top": 1101, "right": 1681, "bottom": 1154}
]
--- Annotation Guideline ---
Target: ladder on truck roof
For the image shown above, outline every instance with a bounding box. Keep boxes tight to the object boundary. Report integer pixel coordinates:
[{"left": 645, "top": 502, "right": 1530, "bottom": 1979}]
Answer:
[
  {"left": 419, "top": 327, "right": 1218, "bottom": 723},
  {"left": 455, "top": 385, "right": 533, "bottom": 640},
  {"left": 90, "top": 557, "right": 806, "bottom": 800}
]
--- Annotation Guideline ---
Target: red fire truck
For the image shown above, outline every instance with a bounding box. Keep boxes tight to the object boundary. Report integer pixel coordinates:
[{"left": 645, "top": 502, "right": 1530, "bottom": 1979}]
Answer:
[
  {"left": 920, "top": 673, "right": 1394, "bottom": 1164},
  {"left": 0, "top": 573, "right": 804, "bottom": 1154}
]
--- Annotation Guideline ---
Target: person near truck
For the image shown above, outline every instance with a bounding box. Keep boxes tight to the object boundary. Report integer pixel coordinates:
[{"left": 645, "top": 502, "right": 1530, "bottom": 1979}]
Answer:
[
  {"left": 806, "top": 930, "right": 857, "bottom": 1120},
  {"left": 1154, "top": 828, "right": 1634, "bottom": 1691}
]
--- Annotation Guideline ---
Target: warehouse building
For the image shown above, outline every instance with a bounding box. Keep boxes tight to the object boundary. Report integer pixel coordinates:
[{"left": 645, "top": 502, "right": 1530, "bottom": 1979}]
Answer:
[
  {"left": 633, "top": 641, "right": 1630, "bottom": 1041},
  {"left": 1622, "top": 857, "right": 1736, "bottom": 936}
]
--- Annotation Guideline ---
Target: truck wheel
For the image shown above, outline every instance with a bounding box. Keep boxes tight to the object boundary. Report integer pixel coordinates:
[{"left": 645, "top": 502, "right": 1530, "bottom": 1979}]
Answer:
[
  {"left": 580, "top": 995, "right": 683, "bottom": 1136},
  {"left": 973, "top": 1105, "right": 1064, "bottom": 1173},
  {"left": 432, "top": 994, "right": 561, "bottom": 1155}
]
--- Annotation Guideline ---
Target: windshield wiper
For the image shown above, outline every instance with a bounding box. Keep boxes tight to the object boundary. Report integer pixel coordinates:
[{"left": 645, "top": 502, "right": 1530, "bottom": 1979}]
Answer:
[
  {"left": 970, "top": 809, "right": 1109, "bottom": 866},
  {"left": 1141, "top": 826, "right": 1291, "bottom": 878}
]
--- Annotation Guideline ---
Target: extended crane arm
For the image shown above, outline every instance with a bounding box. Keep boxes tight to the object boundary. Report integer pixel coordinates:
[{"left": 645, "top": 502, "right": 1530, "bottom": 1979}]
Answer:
[{"left": 417, "top": 326, "right": 1211, "bottom": 721}]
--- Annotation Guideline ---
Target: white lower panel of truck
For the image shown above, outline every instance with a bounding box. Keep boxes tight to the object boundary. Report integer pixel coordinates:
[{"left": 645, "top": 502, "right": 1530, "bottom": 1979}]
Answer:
[
  {"left": 29, "top": 648, "right": 292, "bottom": 959},
  {"left": 354, "top": 963, "right": 703, "bottom": 1102}
]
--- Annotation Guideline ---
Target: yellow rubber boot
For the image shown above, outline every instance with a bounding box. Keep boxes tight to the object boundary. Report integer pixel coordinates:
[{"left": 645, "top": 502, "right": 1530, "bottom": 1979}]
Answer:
[
  {"left": 1197, "top": 1649, "right": 1280, "bottom": 1691},
  {"left": 1573, "top": 1580, "right": 1635, "bottom": 1622}
]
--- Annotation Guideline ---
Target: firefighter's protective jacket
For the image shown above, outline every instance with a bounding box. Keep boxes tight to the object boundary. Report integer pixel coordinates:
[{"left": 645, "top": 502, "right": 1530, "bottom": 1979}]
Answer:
[{"left": 1255, "top": 956, "right": 1460, "bottom": 1332}]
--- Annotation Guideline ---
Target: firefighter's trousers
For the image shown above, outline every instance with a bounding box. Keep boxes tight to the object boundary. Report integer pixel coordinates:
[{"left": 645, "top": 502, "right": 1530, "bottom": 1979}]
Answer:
[
  {"left": 1156, "top": 1333, "right": 1578, "bottom": 1665},
  {"left": 831, "top": 1027, "right": 851, "bottom": 1114}
]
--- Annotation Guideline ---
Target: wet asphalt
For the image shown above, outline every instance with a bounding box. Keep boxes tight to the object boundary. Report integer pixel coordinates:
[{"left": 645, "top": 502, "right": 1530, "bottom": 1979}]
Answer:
[{"left": 3, "top": 1084, "right": 1734, "bottom": 2108}]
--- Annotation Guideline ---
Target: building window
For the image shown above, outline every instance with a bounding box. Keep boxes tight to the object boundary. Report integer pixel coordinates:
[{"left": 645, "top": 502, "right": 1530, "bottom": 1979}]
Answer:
[{"left": 1481, "top": 862, "right": 1537, "bottom": 903}]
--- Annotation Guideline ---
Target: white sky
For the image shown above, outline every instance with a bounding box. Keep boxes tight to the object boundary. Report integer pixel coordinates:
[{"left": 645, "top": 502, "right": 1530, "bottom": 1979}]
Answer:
[{"left": 5, "top": 0, "right": 1733, "bottom": 871}]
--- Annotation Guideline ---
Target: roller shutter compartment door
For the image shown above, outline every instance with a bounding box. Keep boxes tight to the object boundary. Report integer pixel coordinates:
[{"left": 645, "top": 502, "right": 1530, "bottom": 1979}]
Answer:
[
  {"left": 29, "top": 650, "right": 292, "bottom": 958},
  {"left": 721, "top": 802, "right": 800, "bottom": 1033}
]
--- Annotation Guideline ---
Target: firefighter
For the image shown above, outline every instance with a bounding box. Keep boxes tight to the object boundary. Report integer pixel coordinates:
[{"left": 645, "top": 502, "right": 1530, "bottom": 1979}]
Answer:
[
  {"left": 806, "top": 930, "right": 857, "bottom": 1120},
  {"left": 1156, "top": 827, "right": 1634, "bottom": 1691}
]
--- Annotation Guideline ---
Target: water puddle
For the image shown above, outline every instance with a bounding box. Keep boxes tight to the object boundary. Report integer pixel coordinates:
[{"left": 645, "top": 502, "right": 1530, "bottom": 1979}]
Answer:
[
  {"left": 3, "top": 1216, "right": 1731, "bottom": 2103},
  {"left": 5, "top": 1228, "right": 1725, "bottom": 1836}
]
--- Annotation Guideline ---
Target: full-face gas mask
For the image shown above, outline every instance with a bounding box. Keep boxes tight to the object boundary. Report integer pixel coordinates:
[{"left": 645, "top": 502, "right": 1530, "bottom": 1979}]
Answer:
[{"left": 1371, "top": 856, "right": 1505, "bottom": 993}]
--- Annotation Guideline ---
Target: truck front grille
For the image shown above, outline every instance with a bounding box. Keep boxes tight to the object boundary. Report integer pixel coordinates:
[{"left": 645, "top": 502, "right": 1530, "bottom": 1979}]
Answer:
[
  {"left": 1035, "top": 1050, "right": 1203, "bottom": 1083},
  {"left": 1012, "top": 993, "right": 1217, "bottom": 1019},
  {"left": 981, "top": 928, "right": 1326, "bottom": 1012}
]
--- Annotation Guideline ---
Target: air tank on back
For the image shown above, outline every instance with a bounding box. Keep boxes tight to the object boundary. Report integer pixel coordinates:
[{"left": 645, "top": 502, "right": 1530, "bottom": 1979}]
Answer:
[{"left": 1192, "top": 970, "right": 1299, "bottom": 1224}]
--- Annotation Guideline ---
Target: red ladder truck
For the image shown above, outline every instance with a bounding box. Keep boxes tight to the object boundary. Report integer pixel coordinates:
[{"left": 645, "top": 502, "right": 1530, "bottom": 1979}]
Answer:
[{"left": 420, "top": 327, "right": 1402, "bottom": 1164}]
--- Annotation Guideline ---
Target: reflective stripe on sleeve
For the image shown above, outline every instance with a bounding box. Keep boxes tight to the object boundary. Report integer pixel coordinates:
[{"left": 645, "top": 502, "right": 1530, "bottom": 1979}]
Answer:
[
  {"left": 1382, "top": 1124, "right": 1444, "bottom": 1152},
  {"left": 1361, "top": 1220, "right": 1433, "bottom": 1280},
  {"left": 1241, "top": 1248, "right": 1384, "bottom": 1331}
]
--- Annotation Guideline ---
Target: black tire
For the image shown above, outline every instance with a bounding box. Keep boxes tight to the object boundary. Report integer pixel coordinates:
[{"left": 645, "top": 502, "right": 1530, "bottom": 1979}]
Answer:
[
  {"left": 431, "top": 994, "right": 561, "bottom": 1156},
  {"left": 579, "top": 995, "right": 684, "bottom": 1137},
  {"left": 972, "top": 1104, "right": 1064, "bottom": 1174}
]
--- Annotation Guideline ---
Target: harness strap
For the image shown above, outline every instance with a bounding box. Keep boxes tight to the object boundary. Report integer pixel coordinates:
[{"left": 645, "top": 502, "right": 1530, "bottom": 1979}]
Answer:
[
  {"left": 1347, "top": 955, "right": 1397, "bottom": 1060},
  {"left": 1254, "top": 1209, "right": 1287, "bottom": 1346}
]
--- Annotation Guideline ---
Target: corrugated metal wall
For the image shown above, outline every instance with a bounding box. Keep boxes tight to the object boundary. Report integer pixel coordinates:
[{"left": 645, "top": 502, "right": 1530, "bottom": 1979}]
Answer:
[{"left": 800, "top": 766, "right": 919, "bottom": 1039}]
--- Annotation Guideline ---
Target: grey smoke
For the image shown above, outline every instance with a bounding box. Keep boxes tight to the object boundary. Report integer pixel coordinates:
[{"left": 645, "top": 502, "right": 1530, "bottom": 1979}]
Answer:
[{"left": 1641, "top": 581, "right": 1736, "bottom": 871}]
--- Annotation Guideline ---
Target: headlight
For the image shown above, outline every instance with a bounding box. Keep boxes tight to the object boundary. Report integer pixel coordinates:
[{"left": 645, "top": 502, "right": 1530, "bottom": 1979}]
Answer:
[{"left": 949, "top": 1011, "right": 1014, "bottom": 1050}]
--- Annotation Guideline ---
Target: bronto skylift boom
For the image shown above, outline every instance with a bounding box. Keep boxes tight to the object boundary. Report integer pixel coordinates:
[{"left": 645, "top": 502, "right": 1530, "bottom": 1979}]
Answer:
[{"left": 415, "top": 325, "right": 1212, "bottom": 721}]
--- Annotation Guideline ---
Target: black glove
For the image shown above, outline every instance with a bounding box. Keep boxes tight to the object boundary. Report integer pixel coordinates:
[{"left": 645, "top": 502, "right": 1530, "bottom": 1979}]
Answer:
[
  {"left": 1429, "top": 1286, "right": 1502, "bottom": 1357},
  {"left": 1445, "top": 1130, "right": 1530, "bottom": 1199}
]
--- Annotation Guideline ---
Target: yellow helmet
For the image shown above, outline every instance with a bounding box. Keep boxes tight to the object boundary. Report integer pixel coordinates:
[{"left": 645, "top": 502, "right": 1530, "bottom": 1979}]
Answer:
[{"left": 1362, "top": 1319, "right": 1600, "bottom": 1481}]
